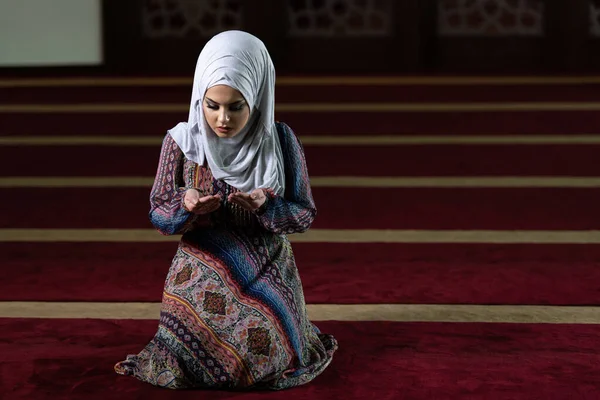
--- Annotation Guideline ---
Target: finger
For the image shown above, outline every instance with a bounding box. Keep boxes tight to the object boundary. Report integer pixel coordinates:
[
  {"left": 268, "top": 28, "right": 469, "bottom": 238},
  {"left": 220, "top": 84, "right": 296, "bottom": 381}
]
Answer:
[
  {"left": 233, "top": 198, "right": 255, "bottom": 211},
  {"left": 250, "top": 189, "right": 263, "bottom": 200},
  {"left": 196, "top": 200, "right": 219, "bottom": 207},
  {"left": 196, "top": 196, "right": 219, "bottom": 207},
  {"left": 198, "top": 195, "right": 219, "bottom": 204},
  {"left": 231, "top": 194, "right": 250, "bottom": 204},
  {"left": 193, "top": 205, "right": 211, "bottom": 215},
  {"left": 229, "top": 196, "right": 246, "bottom": 208},
  {"left": 193, "top": 206, "right": 210, "bottom": 215},
  {"left": 232, "top": 192, "right": 252, "bottom": 200},
  {"left": 194, "top": 201, "right": 216, "bottom": 212},
  {"left": 251, "top": 194, "right": 264, "bottom": 204},
  {"left": 196, "top": 201, "right": 221, "bottom": 214},
  {"left": 186, "top": 198, "right": 197, "bottom": 208}
]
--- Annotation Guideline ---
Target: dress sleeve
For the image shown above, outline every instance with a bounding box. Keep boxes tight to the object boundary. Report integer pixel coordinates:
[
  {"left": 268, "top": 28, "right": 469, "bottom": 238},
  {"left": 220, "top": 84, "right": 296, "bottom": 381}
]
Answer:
[
  {"left": 148, "top": 133, "right": 210, "bottom": 235},
  {"left": 256, "top": 122, "right": 317, "bottom": 234}
]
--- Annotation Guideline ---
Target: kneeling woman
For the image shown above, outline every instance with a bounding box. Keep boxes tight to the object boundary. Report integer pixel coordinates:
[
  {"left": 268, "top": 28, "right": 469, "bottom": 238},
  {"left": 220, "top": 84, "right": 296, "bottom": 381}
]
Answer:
[{"left": 114, "top": 30, "right": 338, "bottom": 390}]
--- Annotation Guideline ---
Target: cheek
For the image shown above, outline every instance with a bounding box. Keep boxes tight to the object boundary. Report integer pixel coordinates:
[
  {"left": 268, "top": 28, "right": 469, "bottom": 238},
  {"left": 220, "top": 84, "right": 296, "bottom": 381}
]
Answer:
[
  {"left": 237, "top": 109, "right": 250, "bottom": 126},
  {"left": 202, "top": 107, "right": 217, "bottom": 123}
]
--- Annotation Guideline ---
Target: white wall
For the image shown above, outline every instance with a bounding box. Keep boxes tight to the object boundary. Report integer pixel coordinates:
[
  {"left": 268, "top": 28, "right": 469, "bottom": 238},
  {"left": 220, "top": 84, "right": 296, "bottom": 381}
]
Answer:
[{"left": 0, "top": 0, "right": 102, "bottom": 66}]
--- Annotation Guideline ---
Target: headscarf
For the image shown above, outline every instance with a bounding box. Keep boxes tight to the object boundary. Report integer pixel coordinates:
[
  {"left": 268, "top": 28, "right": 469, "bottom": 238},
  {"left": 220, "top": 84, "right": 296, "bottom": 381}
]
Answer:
[{"left": 168, "top": 30, "right": 285, "bottom": 195}]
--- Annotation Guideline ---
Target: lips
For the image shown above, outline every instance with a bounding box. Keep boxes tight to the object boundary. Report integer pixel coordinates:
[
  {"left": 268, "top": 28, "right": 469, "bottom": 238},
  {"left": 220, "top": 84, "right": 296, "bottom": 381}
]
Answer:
[{"left": 216, "top": 126, "right": 232, "bottom": 134}]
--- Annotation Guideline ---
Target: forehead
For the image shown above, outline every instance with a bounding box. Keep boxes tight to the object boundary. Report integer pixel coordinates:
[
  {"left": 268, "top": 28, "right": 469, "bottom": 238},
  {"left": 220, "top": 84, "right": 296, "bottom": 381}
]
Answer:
[{"left": 204, "top": 85, "right": 245, "bottom": 102}]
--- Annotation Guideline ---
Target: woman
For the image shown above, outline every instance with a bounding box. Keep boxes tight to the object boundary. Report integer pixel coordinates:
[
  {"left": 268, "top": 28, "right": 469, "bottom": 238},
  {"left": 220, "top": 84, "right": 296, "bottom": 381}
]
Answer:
[{"left": 114, "top": 30, "right": 337, "bottom": 390}]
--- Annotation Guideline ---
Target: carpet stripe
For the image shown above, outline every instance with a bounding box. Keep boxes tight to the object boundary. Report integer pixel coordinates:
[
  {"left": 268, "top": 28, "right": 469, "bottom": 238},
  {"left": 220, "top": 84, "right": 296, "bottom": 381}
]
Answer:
[
  {"left": 2, "top": 229, "right": 600, "bottom": 243},
  {"left": 6, "top": 135, "right": 600, "bottom": 146},
  {"left": 2, "top": 302, "right": 600, "bottom": 323},
  {"left": 4, "top": 76, "right": 600, "bottom": 87},
  {"left": 6, "top": 102, "right": 600, "bottom": 113},
  {"left": 5, "top": 242, "right": 600, "bottom": 305},
  {"left": 1, "top": 111, "right": 597, "bottom": 136},
  {"left": 5, "top": 176, "right": 600, "bottom": 188},
  {"left": 4, "top": 187, "right": 600, "bottom": 230},
  {"left": 7, "top": 84, "right": 600, "bottom": 105},
  {"left": 8, "top": 144, "right": 600, "bottom": 178}
]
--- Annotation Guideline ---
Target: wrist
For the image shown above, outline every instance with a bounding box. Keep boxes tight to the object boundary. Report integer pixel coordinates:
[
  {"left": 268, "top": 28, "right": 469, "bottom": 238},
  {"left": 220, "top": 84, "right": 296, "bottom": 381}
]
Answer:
[
  {"left": 254, "top": 189, "right": 272, "bottom": 215},
  {"left": 182, "top": 188, "right": 199, "bottom": 212}
]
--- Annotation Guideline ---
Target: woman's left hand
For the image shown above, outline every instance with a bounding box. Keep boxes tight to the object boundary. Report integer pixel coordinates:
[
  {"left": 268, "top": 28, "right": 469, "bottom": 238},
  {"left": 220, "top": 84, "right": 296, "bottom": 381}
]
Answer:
[{"left": 228, "top": 189, "right": 267, "bottom": 212}]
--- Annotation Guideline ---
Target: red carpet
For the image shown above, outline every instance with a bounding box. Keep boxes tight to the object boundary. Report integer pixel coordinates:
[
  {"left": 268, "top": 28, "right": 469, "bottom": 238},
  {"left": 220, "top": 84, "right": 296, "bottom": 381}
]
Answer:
[
  {"left": 3, "top": 76, "right": 600, "bottom": 399},
  {"left": 3, "top": 242, "right": 600, "bottom": 305},
  {"left": 7, "top": 144, "right": 600, "bottom": 177},
  {"left": 2, "top": 318, "right": 599, "bottom": 399},
  {"left": 2, "top": 111, "right": 600, "bottom": 136},
  {"left": 4, "top": 187, "right": 600, "bottom": 230},
  {"left": 5, "top": 83, "right": 600, "bottom": 104}
]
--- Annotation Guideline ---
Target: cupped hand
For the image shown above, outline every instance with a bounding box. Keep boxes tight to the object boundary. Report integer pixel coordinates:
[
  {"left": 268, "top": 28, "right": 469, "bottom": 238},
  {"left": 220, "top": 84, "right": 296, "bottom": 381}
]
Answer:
[
  {"left": 228, "top": 189, "right": 267, "bottom": 212},
  {"left": 184, "top": 189, "right": 222, "bottom": 215}
]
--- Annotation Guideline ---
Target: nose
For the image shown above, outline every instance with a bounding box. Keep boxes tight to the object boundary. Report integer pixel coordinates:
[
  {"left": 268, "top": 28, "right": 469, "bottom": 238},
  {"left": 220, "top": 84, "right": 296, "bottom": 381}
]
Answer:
[{"left": 218, "top": 108, "right": 230, "bottom": 125}]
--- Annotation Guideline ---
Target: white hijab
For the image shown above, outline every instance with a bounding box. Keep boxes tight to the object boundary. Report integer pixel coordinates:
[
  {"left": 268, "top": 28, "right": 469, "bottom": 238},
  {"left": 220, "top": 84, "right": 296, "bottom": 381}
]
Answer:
[{"left": 168, "top": 30, "right": 285, "bottom": 195}]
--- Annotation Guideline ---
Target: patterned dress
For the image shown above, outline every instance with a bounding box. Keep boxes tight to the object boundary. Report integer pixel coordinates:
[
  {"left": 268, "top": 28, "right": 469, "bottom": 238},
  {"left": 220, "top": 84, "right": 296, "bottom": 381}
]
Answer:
[{"left": 114, "top": 122, "right": 337, "bottom": 390}]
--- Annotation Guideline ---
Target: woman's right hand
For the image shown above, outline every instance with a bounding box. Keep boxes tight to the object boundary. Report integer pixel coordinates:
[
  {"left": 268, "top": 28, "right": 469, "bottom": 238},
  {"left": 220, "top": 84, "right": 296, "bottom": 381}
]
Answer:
[{"left": 184, "top": 189, "right": 222, "bottom": 215}]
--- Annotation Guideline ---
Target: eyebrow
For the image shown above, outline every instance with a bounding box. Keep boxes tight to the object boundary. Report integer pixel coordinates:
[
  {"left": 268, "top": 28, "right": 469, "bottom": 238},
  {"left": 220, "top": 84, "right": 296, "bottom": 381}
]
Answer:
[{"left": 205, "top": 97, "right": 246, "bottom": 106}]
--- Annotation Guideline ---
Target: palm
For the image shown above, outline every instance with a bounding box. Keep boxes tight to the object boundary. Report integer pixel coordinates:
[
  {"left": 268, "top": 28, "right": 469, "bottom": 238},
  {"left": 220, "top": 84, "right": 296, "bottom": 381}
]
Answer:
[
  {"left": 228, "top": 189, "right": 267, "bottom": 212},
  {"left": 184, "top": 189, "right": 222, "bottom": 215}
]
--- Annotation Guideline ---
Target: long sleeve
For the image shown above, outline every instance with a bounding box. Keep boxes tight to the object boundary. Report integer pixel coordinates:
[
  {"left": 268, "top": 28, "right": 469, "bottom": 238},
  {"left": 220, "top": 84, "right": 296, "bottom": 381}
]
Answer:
[
  {"left": 256, "top": 122, "right": 317, "bottom": 234},
  {"left": 149, "top": 133, "right": 209, "bottom": 235}
]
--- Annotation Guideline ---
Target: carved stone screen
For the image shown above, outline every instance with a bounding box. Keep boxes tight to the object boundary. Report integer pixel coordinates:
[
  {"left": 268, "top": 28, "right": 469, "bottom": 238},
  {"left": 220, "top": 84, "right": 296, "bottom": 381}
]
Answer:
[
  {"left": 142, "top": 0, "right": 243, "bottom": 38},
  {"left": 438, "top": 0, "right": 544, "bottom": 36},
  {"left": 287, "top": 0, "right": 393, "bottom": 36}
]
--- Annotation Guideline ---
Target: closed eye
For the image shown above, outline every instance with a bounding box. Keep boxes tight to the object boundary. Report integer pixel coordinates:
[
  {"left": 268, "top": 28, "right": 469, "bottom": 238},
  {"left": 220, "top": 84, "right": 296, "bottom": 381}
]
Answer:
[
  {"left": 205, "top": 102, "right": 246, "bottom": 112},
  {"left": 205, "top": 97, "right": 246, "bottom": 112},
  {"left": 229, "top": 104, "right": 246, "bottom": 112}
]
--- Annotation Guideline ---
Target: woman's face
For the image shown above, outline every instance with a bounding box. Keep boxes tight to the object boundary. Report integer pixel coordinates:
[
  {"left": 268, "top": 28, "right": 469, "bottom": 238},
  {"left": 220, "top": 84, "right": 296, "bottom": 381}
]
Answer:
[{"left": 203, "top": 85, "right": 250, "bottom": 138}]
